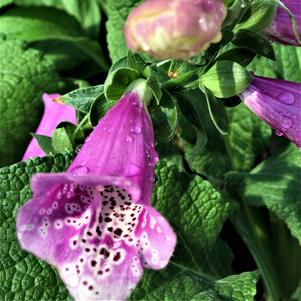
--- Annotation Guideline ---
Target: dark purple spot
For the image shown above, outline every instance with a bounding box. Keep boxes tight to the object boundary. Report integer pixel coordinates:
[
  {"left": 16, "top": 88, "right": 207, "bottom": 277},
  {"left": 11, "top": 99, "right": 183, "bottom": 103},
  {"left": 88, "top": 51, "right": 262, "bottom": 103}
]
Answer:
[
  {"left": 113, "top": 252, "right": 121, "bottom": 262},
  {"left": 114, "top": 228, "right": 122, "bottom": 237},
  {"left": 105, "top": 217, "right": 112, "bottom": 222},
  {"left": 91, "top": 260, "right": 97, "bottom": 267},
  {"left": 96, "top": 226, "right": 102, "bottom": 237},
  {"left": 108, "top": 227, "right": 113, "bottom": 232}
]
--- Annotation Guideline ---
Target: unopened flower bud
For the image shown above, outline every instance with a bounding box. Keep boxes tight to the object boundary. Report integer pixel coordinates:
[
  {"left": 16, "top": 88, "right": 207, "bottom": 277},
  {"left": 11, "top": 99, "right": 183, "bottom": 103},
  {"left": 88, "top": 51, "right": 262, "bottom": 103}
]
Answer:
[{"left": 124, "top": 0, "right": 226, "bottom": 59}]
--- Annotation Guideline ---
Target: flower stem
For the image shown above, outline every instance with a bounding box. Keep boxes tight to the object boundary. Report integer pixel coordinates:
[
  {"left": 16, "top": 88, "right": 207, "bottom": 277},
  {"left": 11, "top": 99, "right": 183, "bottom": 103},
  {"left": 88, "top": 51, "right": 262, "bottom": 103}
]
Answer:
[{"left": 161, "top": 69, "right": 200, "bottom": 90}]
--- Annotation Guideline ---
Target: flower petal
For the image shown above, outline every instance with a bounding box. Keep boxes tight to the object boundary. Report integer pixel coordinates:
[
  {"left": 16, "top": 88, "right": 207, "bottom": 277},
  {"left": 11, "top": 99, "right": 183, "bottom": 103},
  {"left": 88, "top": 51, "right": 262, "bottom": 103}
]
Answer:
[
  {"left": 68, "top": 91, "right": 158, "bottom": 206},
  {"left": 22, "top": 93, "right": 77, "bottom": 161},
  {"left": 17, "top": 174, "right": 175, "bottom": 300},
  {"left": 241, "top": 75, "right": 301, "bottom": 147}
]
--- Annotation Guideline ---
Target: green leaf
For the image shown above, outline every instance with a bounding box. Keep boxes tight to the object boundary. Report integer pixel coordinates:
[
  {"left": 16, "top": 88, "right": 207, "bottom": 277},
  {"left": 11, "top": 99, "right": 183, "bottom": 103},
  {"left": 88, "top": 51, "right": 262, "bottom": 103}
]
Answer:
[
  {"left": 0, "top": 38, "right": 64, "bottom": 167},
  {"left": 216, "top": 48, "right": 256, "bottom": 67},
  {"left": 0, "top": 7, "right": 108, "bottom": 70},
  {"left": 274, "top": 45, "right": 301, "bottom": 83},
  {"left": 60, "top": 85, "right": 104, "bottom": 114},
  {"left": 130, "top": 270, "right": 259, "bottom": 301},
  {"left": 226, "top": 103, "right": 272, "bottom": 171},
  {"left": 200, "top": 61, "right": 252, "bottom": 98},
  {"left": 226, "top": 145, "right": 301, "bottom": 244},
  {"left": 248, "top": 44, "right": 301, "bottom": 82},
  {"left": 177, "top": 90, "right": 231, "bottom": 180},
  {"left": 235, "top": 0, "right": 277, "bottom": 32},
  {"left": 51, "top": 128, "right": 73, "bottom": 153},
  {"left": 104, "top": 67, "right": 140, "bottom": 101},
  {"left": 127, "top": 51, "right": 146, "bottom": 74},
  {"left": 152, "top": 162, "right": 232, "bottom": 276},
  {"left": 0, "top": 153, "right": 74, "bottom": 301},
  {"left": 106, "top": 0, "right": 142, "bottom": 63},
  {"left": 232, "top": 30, "right": 275, "bottom": 60},
  {"left": 145, "top": 66, "right": 162, "bottom": 105},
  {"left": 203, "top": 88, "right": 228, "bottom": 135},
  {"left": 1, "top": 0, "right": 101, "bottom": 39},
  {"left": 149, "top": 90, "right": 177, "bottom": 143},
  {"left": 31, "top": 134, "right": 54, "bottom": 155}
]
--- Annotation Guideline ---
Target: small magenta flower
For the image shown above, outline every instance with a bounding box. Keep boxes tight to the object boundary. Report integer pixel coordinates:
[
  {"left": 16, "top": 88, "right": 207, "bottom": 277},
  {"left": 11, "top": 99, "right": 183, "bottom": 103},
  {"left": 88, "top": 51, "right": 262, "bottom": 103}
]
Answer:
[
  {"left": 17, "top": 80, "right": 176, "bottom": 300},
  {"left": 124, "top": 0, "right": 226, "bottom": 59},
  {"left": 266, "top": 0, "right": 301, "bottom": 46},
  {"left": 240, "top": 75, "right": 301, "bottom": 148},
  {"left": 22, "top": 93, "right": 77, "bottom": 160}
]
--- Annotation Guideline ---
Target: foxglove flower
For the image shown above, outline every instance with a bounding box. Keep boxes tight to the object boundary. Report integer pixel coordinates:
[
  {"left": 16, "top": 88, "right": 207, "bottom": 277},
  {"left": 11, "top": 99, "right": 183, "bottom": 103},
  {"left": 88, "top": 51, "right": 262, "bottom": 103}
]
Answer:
[
  {"left": 22, "top": 93, "right": 77, "bottom": 160},
  {"left": 240, "top": 75, "right": 301, "bottom": 148},
  {"left": 124, "top": 0, "right": 226, "bottom": 59},
  {"left": 17, "top": 80, "right": 176, "bottom": 300},
  {"left": 266, "top": 0, "right": 301, "bottom": 46}
]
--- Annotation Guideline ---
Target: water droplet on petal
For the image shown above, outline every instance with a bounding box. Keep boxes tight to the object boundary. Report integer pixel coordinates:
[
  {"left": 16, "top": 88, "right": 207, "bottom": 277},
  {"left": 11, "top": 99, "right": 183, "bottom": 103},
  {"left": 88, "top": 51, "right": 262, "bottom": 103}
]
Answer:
[
  {"left": 132, "top": 126, "right": 142, "bottom": 135},
  {"left": 282, "top": 117, "right": 293, "bottom": 129},
  {"left": 128, "top": 164, "right": 142, "bottom": 177},
  {"left": 275, "top": 129, "right": 284, "bottom": 136},
  {"left": 70, "top": 165, "right": 89, "bottom": 174},
  {"left": 126, "top": 135, "right": 133, "bottom": 143},
  {"left": 278, "top": 92, "right": 295, "bottom": 104}
]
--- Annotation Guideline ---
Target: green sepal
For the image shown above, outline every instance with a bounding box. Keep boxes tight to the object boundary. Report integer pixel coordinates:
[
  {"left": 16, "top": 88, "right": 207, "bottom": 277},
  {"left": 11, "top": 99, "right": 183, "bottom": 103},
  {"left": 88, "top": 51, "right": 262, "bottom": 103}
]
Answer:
[
  {"left": 144, "top": 65, "right": 162, "bottom": 105},
  {"left": 60, "top": 85, "right": 104, "bottom": 114},
  {"left": 31, "top": 134, "right": 55, "bottom": 155},
  {"left": 104, "top": 64, "right": 141, "bottom": 100},
  {"left": 235, "top": 0, "right": 277, "bottom": 32},
  {"left": 216, "top": 48, "right": 256, "bottom": 67},
  {"left": 232, "top": 30, "right": 276, "bottom": 60},
  {"left": 148, "top": 90, "right": 177, "bottom": 143},
  {"left": 51, "top": 127, "right": 74, "bottom": 153},
  {"left": 199, "top": 60, "right": 252, "bottom": 98}
]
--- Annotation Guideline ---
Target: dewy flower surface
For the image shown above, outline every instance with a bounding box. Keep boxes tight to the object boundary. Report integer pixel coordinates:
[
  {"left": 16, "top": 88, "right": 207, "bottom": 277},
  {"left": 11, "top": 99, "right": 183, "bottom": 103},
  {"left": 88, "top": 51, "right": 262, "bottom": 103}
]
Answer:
[
  {"left": 124, "top": 0, "right": 226, "bottom": 59},
  {"left": 240, "top": 75, "right": 301, "bottom": 148},
  {"left": 22, "top": 93, "right": 77, "bottom": 161},
  {"left": 266, "top": 0, "right": 301, "bottom": 46},
  {"left": 17, "top": 81, "right": 176, "bottom": 301}
]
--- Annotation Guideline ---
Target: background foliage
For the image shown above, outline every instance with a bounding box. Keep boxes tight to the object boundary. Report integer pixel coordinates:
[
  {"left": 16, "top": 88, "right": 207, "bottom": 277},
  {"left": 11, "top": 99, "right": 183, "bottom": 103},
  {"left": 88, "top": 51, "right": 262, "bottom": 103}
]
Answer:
[{"left": 0, "top": 0, "right": 300, "bottom": 300}]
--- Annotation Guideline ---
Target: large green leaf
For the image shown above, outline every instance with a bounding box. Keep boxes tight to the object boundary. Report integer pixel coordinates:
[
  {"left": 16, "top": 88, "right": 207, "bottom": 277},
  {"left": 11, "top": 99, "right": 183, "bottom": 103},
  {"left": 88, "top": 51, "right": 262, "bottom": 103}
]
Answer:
[
  {"left": 0, "top": 7, "right": 108, "bottom": 70},
  {"left": 0, "top": 0, "right": 101, "bottom": 39},
  {"left": 131, "top": 265, "right": 258, "bottom": 301},
  {"left": 227, "top": 145, "right": 301, "bottom": 244},
  {"left": 106, "top": 0, "right": 142, "bottom": 63},
  {"left": 227, "top": 103, "right": 272, "bottom": 171},
  {"left": 0, "top": 153, "right": 74, "bottom": 301},
  {"left": 152, "top": 162, "right": 232, "bottom": 275},
  {"left": 249, "top": 45, "right": 301, "bottom": 82},
  {"left": 0, "top": 38, "right": 64, "bottom": 167}
]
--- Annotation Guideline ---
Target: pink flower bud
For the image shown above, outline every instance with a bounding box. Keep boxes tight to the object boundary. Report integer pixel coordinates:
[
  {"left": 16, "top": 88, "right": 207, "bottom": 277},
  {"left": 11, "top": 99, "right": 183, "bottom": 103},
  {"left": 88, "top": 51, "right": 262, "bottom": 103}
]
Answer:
[{"left": 124, "top": 0, "right": 226, "bottom": 59}]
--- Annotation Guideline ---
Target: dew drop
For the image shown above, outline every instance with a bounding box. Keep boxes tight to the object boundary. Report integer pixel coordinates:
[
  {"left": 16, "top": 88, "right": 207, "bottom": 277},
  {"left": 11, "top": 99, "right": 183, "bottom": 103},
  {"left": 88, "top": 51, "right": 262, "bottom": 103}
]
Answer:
[
  {"left": 275, "top": 129, "right": 284, "bottom": 136},
  {"left": 278, "top": 92, "right": 295, "bottom": 105},
  {"left": 70, "top": 165, "right": 89, "bottom": 174},
  {"left": 126, "top": 135, "right": 133, "bottom": 143},
  {"left": 132, "top": 126, "right": 142, "bottom": 135},
  {"left": 282, "top": 117, "right": 293, "bottom": 129}
]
